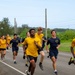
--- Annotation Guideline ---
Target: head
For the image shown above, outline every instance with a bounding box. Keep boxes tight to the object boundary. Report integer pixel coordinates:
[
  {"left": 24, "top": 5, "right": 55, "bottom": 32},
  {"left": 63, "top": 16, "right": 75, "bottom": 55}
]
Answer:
[
  {"left": 29, "top": 28, "right": 35, "bottom": 37},
  {"left": 37, "top": 27, "right": 43, "bottom": 34},
  {"left": 14, "top": 33, "right": 17, "bottom": 39},
  {"left": 7, "top": 34, "right": 9, "bottom": 37},
  {"left": 1, "top": 35, "right": 5, "bottom": 39},
  {"left": 51, "top": 30, "right": 56, "bottom": 37},
  {"left": 26, "top": 32, "right": 30, "bottom": 37}
]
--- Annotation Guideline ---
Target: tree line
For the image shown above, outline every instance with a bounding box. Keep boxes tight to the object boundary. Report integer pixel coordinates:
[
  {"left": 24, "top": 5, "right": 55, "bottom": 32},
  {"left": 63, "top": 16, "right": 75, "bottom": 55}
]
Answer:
[{"left": 0, "top": 18, "right": 75, "bottom": 41}]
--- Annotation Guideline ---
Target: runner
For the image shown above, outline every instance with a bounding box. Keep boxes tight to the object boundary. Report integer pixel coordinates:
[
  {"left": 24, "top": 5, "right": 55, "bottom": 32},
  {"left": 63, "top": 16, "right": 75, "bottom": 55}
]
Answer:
[
  {"left": 6, "top": 34, "right": 11, "bottom": 50},
  {"left": 35, "top": 27, "right": 45, "bottom": 70},
  {"left": 23, "top": 28, "right": 41, "bottom": 75},
  {"left": 22, "top": 32, "right": 30, "bottom": 67},
  {"left": 22, "top": 32, "right": 30, "bottom": 59},
  {"left": 0, "top": 35, "right": 7, "bottom": 60},
  {"left": 46, "top": 30, "right": 60, "bottom": 75},
  {"left": 68, "top": 38, "right": 75, "bottom": 65},
  {"left": 10, "top": 34, "right": 20, "bottom": 64}
]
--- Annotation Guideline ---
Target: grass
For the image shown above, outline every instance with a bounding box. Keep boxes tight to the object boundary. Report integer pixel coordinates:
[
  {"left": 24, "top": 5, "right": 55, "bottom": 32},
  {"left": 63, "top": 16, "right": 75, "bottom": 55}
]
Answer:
[{"left": 59, "top": 41, "right": 71, "bottom": 52}]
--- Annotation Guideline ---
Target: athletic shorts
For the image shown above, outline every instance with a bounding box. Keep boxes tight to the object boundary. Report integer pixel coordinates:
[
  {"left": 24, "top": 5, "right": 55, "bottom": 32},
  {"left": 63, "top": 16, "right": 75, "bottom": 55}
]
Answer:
[
  {"left": 12, "top": 47, "right": 19, "bottom": 53},
  {"left": 27, "top": 55, "right": 37, "bottom": 63},
  {"left": 49, "top": 50, "right": 58, "bottom": 59},
  {"left": 0, "top": 48, "right": 6, "bottom": 51}
]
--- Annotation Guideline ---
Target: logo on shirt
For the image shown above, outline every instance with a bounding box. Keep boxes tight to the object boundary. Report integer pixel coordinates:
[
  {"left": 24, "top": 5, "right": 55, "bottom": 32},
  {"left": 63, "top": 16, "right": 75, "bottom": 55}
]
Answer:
[{"left": 55, "top": 40, "right": 59, "bottom": 43}]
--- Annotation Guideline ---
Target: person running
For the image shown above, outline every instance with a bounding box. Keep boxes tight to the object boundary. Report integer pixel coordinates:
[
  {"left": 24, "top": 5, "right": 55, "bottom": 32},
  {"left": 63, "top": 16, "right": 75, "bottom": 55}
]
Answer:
[
  {"left": 68, "top": 39, "right": 75, "bottom": 65},
  {"left": 0, "top": 35, "right": 7, "bottom": 60},
  {"left": 10, "top": 34, "right": 20, "bottom": 64},
  {"left": 46, "top": 30, "right": 60, "bottom": 75},
  {"left": 23, "top": 28, "right": 41, "bottom": 75},
  {"left": 22, "top": 32, "right": 30, "bottom": 59},
  {"left": 35, "top": 27, "right": 45, "bottom": 70},
  {"left": 22, "top": 32, "right": 30, "bottom": 67},
  {"left": 6, "top": 34, "right": 11, "bottom": 50}
]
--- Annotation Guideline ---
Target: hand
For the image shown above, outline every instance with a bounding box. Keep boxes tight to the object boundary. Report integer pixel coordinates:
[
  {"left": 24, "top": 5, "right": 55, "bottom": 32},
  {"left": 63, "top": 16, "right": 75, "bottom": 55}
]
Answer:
[{"left": 34, "top": 41, "right": 38, "bottom": 46}]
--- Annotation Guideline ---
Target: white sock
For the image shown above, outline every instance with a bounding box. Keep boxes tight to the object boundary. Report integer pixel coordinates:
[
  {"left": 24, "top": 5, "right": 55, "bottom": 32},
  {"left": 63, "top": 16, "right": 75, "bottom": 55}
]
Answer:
[
  {"left": 54, "top": 70, "right": 57, "bottom": 72},
  {"left": 14, "top": 60, "right": 16, "bottom": 62}
]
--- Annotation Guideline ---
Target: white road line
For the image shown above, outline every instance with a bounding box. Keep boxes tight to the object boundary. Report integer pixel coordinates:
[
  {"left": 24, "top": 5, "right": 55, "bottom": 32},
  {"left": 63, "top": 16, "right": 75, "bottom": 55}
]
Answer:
[{"left": 0, "top": 60, "right": 26, "bottom": 75}]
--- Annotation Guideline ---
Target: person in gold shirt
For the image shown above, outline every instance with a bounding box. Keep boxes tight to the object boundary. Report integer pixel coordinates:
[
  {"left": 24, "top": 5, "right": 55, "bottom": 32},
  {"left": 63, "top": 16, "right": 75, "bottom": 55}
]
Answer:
[
  {"left": 6, "top": 34, "right": 11, "bottom": 50},
  {"left": 35, "top": 27, "right": 46, "bottom": 70},
  {"left": 0, "top": 35, "right": 7, "bottom": 60},
  {"left": 68, "top": 38, "right": 75, "bottom": 65},
  {"left": 23, "top": 28, "right": 41, "bottom": 75}
]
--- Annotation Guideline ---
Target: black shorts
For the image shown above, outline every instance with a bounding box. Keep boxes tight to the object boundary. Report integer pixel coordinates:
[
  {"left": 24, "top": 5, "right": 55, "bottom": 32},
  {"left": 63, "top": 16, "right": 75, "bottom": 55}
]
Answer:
[
  {"left": 27, "top": 55, "right": 37, "bottom": 63},
  {"left": 12, "top": 47, "right": 19, "bottom": 53},
  {"left": 0, "top": 48, "right": 6, "bottom": 51},
  {"left": 49, "top": 51, "right": 58, "bottom": 59}
]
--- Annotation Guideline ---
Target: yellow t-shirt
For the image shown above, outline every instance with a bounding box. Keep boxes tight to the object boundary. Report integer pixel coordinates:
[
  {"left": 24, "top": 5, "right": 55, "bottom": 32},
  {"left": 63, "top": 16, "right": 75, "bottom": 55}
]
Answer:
[
  {"left": 0, "top": 39, "right": 7, "bottom": 49},
  {"left": 0, "top": 39, "right": 1, "bottom": 48},
  {"left": 71, "top": 39, "right": 75, "bottom": 47},
  {"left": 35, "top": 33, "right": 44, "bottom": 43},
  {"left": 23, "top": 37, "right": 41, "bottom": 57},
  {"left": 6, "top": 36, "right": 11, "bottom": 44}
]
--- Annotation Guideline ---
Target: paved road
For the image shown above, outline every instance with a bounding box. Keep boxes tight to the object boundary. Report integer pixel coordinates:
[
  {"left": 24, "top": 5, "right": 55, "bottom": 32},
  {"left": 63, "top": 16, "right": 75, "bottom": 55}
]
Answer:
[{"left": 0, "top": 47, "right": 75, "bottom": 75}]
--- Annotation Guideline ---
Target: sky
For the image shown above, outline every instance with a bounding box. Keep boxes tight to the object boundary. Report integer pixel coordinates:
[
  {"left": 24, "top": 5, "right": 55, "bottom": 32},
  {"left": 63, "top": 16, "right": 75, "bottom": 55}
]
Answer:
[{"left": 0, "top": 0, "right": 75, "bottom": 29}]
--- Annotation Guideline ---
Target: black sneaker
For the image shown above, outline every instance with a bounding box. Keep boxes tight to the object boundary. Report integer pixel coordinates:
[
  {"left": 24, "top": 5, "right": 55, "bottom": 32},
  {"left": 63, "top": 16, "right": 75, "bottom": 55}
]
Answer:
[
  {"left": 14, "top": 61, "right": 17, "bottom": 64},
  {"left": 23, "top": 55, "right": 25, "bottom": 59},
  {"left": 68, "top": 57, "right": 74, "bottom": 65},
  {"left": 54, "top": 71, "right": 58, "bottom": 75},
  {"left": 25, "top": 63, "right": 28, "bottom": 67},
  {"left": 39, "top": 63, "right": 44, "bottom": 70}
]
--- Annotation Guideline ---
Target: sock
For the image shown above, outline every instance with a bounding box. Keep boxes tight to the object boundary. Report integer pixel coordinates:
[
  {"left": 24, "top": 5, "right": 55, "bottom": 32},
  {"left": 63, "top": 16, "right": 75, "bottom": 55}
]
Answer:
[
  {"left": 54, "top": 70, "right": 57, "bottom": 72},
  {"left": 14, "top": 60, "right": 16, "bottom": 62}
]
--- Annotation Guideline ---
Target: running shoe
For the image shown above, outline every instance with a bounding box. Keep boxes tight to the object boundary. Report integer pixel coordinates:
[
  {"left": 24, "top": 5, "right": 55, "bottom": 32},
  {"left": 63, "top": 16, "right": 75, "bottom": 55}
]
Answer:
[
  {"left": 68, "top": 57, "right": 74, "bottom": 65},
  {"left": 54, "top": 71, "right": 58, "bottom": 75},
  {"left": 14, "top": 61, "right": 17, "bottom": 64},
  {"left": 39, "top": 63, "right": 44, "bottom": 70}
]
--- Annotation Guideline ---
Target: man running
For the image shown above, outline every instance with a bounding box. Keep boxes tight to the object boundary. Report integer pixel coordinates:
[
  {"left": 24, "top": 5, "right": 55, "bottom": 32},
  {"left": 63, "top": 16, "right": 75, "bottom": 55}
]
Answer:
[
  {"left": 0, "top": 35, "right": 7, "bottom": 60},
  {"left": 23, "top": 28, "right": 41, "bottom": 75},
  {"left": 68, "top": 38, "right": 75, "bottom": 65},
  {"left": 46, "top": 30, "right": 60, "bottom": 75},
  {"left": 22, "top": 32, "right": 30, "bottom": 67},
  {"left": 6, "top": 34, "right": 11, "bottom": 50},
  {"left": 35, "top": 27, "right": 45, "bottom": 70},
  {"left": 10, "top": 34, "right": 20, "bottom": 64}
]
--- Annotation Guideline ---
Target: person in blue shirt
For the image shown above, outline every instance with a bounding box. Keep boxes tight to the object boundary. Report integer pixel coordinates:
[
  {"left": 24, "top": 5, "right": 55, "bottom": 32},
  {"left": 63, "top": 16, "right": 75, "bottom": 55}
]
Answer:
[
  {"left": 46, "top": 30, "right": 60, "bottom": 75},
  {"left": 10, "top": 34, "right": 20, "bottom": 64}
]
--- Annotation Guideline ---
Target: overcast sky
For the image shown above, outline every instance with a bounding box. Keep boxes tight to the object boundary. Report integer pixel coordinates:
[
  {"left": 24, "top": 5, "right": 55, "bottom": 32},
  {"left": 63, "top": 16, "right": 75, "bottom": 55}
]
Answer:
[{"left": 0, "top": 0, "right": 75, "bottom": 29}]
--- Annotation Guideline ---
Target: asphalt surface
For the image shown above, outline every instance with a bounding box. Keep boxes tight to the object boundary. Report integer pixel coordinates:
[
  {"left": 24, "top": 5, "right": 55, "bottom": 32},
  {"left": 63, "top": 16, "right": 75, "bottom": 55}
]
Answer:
[{"left": 0, "top": 47, "right": 75, "bottom": 75}]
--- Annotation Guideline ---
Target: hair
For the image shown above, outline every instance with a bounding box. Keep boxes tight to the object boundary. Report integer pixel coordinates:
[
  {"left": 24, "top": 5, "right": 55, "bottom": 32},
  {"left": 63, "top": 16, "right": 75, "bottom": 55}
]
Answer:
[
  {"left": 14, "top": 33, "right": 17, "bottom": 36},
  {"left": 29, "top": 28, "right": 35, "bottom": 34},
  {"left": 51, "top": 30, "right": 56, "bottom": 34},
  {"left": 38, "top": 27, "right": 43, "bottom": 31}
]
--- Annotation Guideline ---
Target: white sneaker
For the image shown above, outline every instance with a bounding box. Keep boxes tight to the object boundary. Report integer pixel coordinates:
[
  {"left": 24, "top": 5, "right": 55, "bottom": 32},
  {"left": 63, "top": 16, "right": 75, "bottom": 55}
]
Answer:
[{"left": 25, "top": 70, "right": 30, "bottom": 75}]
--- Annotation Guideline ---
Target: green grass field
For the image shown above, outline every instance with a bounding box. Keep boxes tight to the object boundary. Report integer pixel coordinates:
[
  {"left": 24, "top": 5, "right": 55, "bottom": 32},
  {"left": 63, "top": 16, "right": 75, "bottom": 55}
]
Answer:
[{"left": 59, "top": 41, "right": 71, "bottom": 52}]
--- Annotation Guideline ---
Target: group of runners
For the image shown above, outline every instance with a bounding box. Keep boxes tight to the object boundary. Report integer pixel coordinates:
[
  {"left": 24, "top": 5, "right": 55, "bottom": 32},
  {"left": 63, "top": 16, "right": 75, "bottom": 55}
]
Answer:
[{"left": 0, "top": 27, "right": 75, "bottom": 75}]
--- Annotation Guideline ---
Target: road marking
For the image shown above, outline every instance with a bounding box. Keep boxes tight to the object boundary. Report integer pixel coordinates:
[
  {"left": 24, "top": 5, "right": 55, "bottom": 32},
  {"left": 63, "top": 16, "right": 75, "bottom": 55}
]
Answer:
[{"left": 0, "top": 60, "right": 26, "bottom": 75}]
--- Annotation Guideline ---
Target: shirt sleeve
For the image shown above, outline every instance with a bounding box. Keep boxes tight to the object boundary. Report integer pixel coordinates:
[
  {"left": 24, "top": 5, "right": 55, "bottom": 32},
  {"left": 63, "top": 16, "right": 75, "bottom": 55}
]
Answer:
[
  {"left": 47, "top": 39, "right": 50, "bottom": 45},
  {"left": 58, "top": 38, "right": 60, "bottom": 45},
  {"left": 71, "top": 39, "right": 75, "bottom": 47},
  {"left": 10, "top": 40, "right": 12, "bottom": 44},
  {"left": 22, "top": 38, "right": 27, "bottom": 45}
]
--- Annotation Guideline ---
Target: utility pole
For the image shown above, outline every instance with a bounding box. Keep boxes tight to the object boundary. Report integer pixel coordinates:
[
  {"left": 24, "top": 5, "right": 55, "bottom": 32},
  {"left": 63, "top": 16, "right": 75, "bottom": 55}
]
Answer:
[
  {"left": 45, "top": 8, "right": 47, "bottom": 39},
  {"left": 14, "top": 18, "right": 17, "bottom": 34}
]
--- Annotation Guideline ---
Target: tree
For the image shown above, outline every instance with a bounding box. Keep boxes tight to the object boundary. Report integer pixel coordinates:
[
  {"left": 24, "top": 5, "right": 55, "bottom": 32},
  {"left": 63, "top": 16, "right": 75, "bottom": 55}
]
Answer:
[{"left": 0, "top": 18, "right": 12, "bottom": 36}]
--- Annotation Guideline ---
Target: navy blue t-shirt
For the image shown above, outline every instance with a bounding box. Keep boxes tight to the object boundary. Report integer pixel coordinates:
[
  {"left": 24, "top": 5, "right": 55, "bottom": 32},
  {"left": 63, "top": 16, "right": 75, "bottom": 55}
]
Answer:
[
  {"left": 10, "top": 38, "right": 20, "bottom": 47},
  {"left": 47, "top": 37, "right": 60, "bottom": 51}
]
